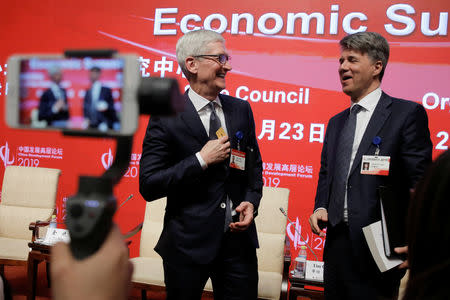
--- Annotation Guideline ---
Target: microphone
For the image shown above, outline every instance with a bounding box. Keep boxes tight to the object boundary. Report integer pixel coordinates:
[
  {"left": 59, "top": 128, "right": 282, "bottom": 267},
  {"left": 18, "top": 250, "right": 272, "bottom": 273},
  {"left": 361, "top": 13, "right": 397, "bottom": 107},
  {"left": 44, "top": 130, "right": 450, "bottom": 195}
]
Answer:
[
  {"left": 279, "top": 207, "right": 319, "bottom": 261},
  {"left": 118, "top": 194, "right": 134, "bottom": 209}
]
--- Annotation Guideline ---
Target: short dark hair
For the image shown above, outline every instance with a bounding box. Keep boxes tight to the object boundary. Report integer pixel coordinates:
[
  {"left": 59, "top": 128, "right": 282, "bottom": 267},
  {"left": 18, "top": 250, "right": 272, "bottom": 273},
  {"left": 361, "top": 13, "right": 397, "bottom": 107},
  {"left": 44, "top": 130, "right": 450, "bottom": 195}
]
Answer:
[
  {"left": 90, "top": 66, "right": 101, "bottom": 72},
  {"left": 339, "top": 32, "right": 390, "bottom": 81}
]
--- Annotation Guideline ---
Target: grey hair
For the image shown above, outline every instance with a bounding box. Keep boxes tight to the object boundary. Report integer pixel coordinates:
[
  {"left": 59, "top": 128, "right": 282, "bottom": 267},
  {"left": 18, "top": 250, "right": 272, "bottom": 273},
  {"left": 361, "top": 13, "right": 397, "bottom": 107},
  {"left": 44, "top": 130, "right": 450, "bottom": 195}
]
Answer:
[
  {"left": 340, "top": 32, "right": 390, "bottom": 81},
  {"left": 176, "top": 29, "right": 225, "bottom": 78},
  {"left": 48, "top": 65, "right": 62, "bottom": 77}
]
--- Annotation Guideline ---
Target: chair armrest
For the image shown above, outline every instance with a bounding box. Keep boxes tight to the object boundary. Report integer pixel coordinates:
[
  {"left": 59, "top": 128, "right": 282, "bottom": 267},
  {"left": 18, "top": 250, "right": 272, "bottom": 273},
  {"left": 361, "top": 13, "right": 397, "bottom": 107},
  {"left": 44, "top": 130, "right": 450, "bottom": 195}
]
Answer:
[
  {"left": 29, "top": 209, "right": 56, "bottom": 242},
  {"left": 29, "top": 221, "right": 51, "bottom": 242},
  {"left": 280, "top": 237, "right": 291, "bottom": 300},
  {"left": 123, "top": 222, "right": 143, "bottom": 239}
]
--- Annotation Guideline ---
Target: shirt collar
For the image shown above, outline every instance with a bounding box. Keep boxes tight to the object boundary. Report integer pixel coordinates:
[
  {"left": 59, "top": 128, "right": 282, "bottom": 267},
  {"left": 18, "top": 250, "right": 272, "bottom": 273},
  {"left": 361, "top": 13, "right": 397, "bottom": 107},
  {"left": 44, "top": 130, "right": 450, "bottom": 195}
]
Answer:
[
  {"left": 188, "top": 88, "right": 221, "bottom": 112},
  {"left": 351, "top": 87, "right": 382, "bottom": 112},
  {"left": 50, "top": 82, "right": 61, "bottom": 90}
]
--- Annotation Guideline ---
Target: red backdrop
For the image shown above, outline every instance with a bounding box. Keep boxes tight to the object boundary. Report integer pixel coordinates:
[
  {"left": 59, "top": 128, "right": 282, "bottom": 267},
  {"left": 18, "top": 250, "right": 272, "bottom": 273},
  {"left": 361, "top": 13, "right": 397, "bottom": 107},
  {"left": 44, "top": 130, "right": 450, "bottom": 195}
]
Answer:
[{"left": 0, "top": 0, "right": 449, "bottom": 259}]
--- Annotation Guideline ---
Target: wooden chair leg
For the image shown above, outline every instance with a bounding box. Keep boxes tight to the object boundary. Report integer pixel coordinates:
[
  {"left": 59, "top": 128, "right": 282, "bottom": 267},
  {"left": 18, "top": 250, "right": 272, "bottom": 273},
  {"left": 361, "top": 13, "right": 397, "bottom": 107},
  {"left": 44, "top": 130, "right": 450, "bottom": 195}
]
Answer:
[
  {"left": 27, "top": 256, "right": 39, "bottom": 300},
  {"left": 46, "top": 262, "right": 51, "bottom": 288},
  {"left": 141, "top": 289, "right": 147, "bottom": 300}
]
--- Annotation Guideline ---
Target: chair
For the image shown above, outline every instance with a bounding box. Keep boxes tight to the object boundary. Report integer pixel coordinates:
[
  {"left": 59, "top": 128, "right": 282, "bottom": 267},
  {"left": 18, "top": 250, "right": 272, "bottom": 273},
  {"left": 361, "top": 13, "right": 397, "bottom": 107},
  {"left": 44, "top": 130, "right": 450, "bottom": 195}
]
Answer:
[
  {"left": 253, "top": 186, "right": 290, "bottom": 300},
  {"left": 131, "top": 186, "right": 290, "bottom": 300},
  {"left": 0, "top": 166, "right": 61, "bottom": 276}
]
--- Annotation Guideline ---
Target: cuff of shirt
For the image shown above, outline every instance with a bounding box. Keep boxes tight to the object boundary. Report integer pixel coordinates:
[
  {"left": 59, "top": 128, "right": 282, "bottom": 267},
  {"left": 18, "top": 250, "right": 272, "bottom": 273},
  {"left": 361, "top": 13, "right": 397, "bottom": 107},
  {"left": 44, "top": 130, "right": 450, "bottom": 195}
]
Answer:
[
  {"left": 196, "top": 152, "right": 208, "bottom": 170},
  {"left": 314, "top": 207, "right": 327, "bottom": 214}
]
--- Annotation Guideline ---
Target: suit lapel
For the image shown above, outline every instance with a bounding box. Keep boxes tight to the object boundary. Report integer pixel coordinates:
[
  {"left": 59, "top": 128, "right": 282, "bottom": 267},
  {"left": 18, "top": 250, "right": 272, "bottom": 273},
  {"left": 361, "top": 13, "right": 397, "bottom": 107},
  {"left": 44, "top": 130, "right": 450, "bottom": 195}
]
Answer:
[
  {"left": 219, "top": 95, "right": 235, "bottom": 145},
  {"left": 180, "top": 93, "right": 209, "bottom": 145},
  {"left": 329, "top": 110, "right": 349, "bottom": 176},
  {"left": 349, "top": 92, "right": 392, "bottom": 176}
]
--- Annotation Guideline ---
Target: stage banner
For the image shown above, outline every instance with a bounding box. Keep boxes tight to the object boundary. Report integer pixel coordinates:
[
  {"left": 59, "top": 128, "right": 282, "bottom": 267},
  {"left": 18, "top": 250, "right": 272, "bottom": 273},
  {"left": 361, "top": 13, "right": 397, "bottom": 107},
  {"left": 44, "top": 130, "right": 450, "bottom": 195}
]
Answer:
[{"left": 0, "top": 0, "right": 449, "bottom": 259}]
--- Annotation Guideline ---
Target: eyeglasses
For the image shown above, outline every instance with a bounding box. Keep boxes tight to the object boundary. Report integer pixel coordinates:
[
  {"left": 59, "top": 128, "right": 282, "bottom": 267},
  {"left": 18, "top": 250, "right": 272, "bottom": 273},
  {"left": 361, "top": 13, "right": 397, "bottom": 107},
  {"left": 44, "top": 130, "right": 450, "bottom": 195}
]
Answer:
[{"left": 193, "top": 54, "right": 231, "bottom": 65}]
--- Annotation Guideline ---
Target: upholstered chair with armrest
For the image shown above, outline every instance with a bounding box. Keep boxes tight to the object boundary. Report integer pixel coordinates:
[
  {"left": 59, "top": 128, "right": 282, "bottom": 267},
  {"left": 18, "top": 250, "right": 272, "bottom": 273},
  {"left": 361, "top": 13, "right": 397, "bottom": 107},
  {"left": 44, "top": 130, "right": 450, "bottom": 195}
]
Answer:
[
  {"left": 131, "top": 186, "right": 291, "bottom": 300},
  {"left": 0, "top": 166, "right": 61, "bottom": 276}
]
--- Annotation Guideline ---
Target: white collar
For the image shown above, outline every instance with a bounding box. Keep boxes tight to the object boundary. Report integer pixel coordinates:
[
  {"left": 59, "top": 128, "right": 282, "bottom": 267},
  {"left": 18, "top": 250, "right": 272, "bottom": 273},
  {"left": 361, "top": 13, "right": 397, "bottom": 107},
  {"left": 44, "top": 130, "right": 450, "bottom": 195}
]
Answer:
[
  {"left": 188, "top": 88, "right": 221, "bottom": 112},
  {"left": 351, "top": 87, "right": 382, "bottom": 112}
]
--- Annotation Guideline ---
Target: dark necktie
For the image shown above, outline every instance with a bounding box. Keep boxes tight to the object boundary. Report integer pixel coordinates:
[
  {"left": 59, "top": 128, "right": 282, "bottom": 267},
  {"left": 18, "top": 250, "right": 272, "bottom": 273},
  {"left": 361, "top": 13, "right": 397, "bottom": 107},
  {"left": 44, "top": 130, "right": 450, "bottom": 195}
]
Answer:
[
  {"left": 328, "top": 104, "right": 362, "bottom": 226},
  {"left": 207, "top": 102, "right": 232, "bottom": 231},
  {"left": 208, "top": 102, "right": 221, "bottom": 139},
  {"left": 90, "top": 90, "right": 98, "bottom": 124}
]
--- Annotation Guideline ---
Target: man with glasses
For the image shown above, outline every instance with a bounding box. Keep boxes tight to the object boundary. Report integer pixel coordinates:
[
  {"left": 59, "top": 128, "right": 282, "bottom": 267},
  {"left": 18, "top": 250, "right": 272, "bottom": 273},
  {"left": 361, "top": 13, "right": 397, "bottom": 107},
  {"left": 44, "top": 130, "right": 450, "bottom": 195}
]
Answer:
[{"left": 139, "top": 29, "right": 263, "bottom": 300}]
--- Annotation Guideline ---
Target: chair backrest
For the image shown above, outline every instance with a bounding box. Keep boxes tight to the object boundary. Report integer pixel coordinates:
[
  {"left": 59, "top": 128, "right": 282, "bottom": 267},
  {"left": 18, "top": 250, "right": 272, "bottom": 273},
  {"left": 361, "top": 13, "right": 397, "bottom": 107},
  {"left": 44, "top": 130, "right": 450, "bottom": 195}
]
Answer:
[
  {"left": 0, "top": 166, "right": 61, "bottom": 239},
  {"left": 138, "top": 186, "right": 290, "bottom": 268},
  {"left": 255, "top": 186, "right": 290, "bottom": 274},
  {"left": 139, "top": 197, "right": 167, "bottom": 258}
]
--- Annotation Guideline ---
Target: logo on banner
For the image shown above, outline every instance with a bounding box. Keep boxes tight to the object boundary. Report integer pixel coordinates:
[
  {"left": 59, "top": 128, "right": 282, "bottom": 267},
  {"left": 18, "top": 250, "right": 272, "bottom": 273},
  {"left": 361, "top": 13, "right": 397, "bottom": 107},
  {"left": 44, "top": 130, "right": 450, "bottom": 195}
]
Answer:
[
  {"left": 0, "top": 142, "right": 14, "bottom": 167},
  {"left": 286, "top": 217, "right": 310, "bottom": 250},
  {"left": 101, "top": 148, "right": 114, "bottom": 170}
]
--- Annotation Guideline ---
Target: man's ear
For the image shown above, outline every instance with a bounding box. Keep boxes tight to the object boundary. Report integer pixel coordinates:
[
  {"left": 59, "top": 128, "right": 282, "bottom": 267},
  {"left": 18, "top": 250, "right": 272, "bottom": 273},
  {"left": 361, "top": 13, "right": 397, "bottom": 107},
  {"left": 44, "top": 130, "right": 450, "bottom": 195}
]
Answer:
[
  {"left": 373, "top": 60, "right": 383, "bottom": 78},
  {"left": 185, "top": 57, "right": 197, "bottom": 75}
]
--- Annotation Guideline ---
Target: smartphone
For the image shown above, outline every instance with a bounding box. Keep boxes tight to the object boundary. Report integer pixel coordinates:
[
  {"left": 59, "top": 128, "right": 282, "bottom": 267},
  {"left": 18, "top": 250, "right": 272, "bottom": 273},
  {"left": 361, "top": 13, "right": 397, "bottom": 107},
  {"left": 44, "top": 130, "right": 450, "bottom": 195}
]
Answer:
[{"left": 6, "top": 53, "right": 139, "bottom": 135}]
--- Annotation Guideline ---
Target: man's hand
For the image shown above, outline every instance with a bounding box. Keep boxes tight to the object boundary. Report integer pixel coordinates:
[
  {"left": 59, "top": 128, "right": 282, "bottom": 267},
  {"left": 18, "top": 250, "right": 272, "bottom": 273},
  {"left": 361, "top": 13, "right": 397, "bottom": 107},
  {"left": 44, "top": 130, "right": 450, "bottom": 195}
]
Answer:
[
  {"left": 53, "top": 99, "right": 67, "bottom": 112},
  {"left": 230, "top": 201, "right": 254, "bottom": 232},
  {"left": 394, "top": 246, "right": 409, "bottom": 269},
  {"left": 51, "top": 225, "right": 133, "bottom": 300},
  {"left": 309, "top": 209, "right": 328, "bottom": 237},
  {"left": 199, "top": 136, "right": 230, "bottom": 166}
]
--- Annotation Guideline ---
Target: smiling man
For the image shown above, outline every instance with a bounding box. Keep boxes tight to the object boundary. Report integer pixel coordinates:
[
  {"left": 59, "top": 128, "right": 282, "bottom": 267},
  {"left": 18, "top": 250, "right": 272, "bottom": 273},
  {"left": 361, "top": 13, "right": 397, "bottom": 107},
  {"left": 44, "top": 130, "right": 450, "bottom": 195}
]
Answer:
[
  {"left": 139, "top": 29, "right": 263, "bottom": 300},
  {"left": 309, "top": 32, "right": 432, "bottom": 299}
]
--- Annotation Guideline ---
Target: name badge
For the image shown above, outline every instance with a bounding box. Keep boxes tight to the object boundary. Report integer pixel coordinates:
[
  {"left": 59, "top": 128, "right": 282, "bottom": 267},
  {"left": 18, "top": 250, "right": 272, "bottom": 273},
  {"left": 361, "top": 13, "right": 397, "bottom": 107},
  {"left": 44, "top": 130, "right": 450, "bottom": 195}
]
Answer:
[
  {"left": 230, "top": 149, "right": 246, "bottom": 170},
  {"left": 361, "top": 155, "right": 390, "bottom": 176}
]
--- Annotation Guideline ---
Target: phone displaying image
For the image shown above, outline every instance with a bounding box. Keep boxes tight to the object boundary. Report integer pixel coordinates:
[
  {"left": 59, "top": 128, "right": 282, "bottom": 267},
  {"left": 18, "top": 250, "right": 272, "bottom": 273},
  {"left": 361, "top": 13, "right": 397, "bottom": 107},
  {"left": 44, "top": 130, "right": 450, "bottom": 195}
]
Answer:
[{"left": 6, "top": 53, "right": 139, "bottom": 135}]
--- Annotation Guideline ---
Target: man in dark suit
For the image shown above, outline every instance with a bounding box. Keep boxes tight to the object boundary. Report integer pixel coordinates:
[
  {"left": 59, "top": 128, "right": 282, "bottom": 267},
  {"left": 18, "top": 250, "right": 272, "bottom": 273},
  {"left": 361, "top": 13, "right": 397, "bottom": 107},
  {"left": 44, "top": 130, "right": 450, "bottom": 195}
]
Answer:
[
  {"left": 309, "top": 32, "right": 432, "bottom": 299},
  {"left": 38, "top": 66, "right": 69, "bottom": 127},
  {"left": 139, "top": 29, "right": 263, "bottom": 300},
  {"left": 83, "top": 67, "right": 118, "bottom": 131}
]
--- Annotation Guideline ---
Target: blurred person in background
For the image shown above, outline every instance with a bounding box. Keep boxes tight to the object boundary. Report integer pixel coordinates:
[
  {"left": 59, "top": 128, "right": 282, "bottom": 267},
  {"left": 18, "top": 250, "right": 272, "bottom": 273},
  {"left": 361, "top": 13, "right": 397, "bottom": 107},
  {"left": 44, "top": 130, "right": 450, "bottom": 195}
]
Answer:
[
  {"left": 397, "top": 150, "right": 450, "bottom": 300},
  {"left": 83, "top": 66, "right": 119, "bottom": 131},
  {"left": 38, "top": 65, "right": 69, "bottom": 127}
]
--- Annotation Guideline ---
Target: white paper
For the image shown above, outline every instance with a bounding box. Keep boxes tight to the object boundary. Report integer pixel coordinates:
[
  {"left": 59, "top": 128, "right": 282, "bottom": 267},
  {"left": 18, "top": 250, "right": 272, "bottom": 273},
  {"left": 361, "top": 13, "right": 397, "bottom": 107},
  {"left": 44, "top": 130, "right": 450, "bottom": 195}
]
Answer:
[
  {"left": 39, "top": 228, "right": 71, "bottom": 245},
  {"left": 363, "top": 221, "right": 403, "bottom": 272},
  {"left": 305, "top": 260, "right": 324, "bottom": 281}
]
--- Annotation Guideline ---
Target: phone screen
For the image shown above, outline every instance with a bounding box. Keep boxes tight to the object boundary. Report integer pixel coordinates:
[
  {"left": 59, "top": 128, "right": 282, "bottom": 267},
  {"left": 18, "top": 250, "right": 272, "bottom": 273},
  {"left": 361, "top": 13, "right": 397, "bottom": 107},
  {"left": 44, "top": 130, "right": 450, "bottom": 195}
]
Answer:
[{"left": 17, "top": 57, "right": 126, "bottom": 132}]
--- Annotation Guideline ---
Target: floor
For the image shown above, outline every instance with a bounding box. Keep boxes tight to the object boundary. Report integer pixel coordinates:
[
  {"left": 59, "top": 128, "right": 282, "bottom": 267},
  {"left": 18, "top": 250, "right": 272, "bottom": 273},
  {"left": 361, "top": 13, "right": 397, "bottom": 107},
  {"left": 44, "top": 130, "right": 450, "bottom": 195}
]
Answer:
[{"left": 2, "top": 264, "right": 214, "bottom": 300}]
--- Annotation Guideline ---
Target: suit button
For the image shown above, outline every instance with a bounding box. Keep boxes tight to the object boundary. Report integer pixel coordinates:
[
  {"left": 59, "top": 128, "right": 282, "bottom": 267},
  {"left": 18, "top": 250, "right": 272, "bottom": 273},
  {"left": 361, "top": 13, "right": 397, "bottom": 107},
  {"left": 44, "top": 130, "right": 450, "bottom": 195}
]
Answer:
[{"left": 220, "top": 202, "right": 226, "bottom": 209}]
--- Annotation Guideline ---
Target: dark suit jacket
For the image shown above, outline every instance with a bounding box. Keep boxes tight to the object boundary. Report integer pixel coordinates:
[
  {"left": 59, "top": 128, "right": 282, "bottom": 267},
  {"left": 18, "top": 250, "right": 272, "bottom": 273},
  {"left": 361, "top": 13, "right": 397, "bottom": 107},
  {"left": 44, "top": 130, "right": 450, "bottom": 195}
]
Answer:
[
  {"left": 139, "top": 92, "right": 263, "bottom": 265},
  {"left": 38, "top": 88, "right": 69, "bottom": 124},
  {"left": 84, "top": 86, "right": 118, "bottom": 128},
  {"left": 315, "top": 92, "right": 432, "bottom": 268}
]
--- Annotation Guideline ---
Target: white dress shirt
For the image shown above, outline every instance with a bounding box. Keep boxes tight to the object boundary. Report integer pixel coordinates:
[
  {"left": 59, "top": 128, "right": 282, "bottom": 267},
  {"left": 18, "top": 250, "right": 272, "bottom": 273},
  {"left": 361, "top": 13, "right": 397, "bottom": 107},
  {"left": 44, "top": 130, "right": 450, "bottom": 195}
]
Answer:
[
  {"left": 343, "top": 87, "right": 382, "bottom": 222},
  {"left": 189, "top": 88, "right": 234, "bottom": 218},
  {"left": 50, "top": 82, "right": 65, "bottom": 113},
  {"left": 188, "top": 88, "right": 228, "bottom": 169},
  {"left": 91, "top": 81, "right": 102, "bottom": 104},
  {"left": 315, "top": 88, "right": 382, "bottom": 222}
]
